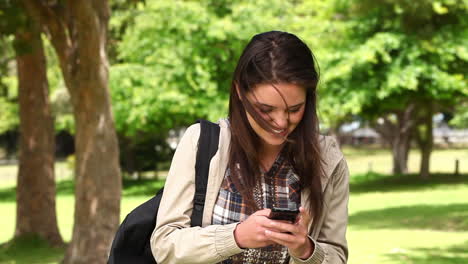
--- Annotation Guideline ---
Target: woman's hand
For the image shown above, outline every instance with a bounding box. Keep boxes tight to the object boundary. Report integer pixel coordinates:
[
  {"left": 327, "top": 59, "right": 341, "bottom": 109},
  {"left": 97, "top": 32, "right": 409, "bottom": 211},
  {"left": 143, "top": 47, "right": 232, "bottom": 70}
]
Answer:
[
  {"left": 234, "top": 208, "right": 276, "bottom": 249},
  {"left": 263, "top": 207, "right": 314, "bottom": 259}
]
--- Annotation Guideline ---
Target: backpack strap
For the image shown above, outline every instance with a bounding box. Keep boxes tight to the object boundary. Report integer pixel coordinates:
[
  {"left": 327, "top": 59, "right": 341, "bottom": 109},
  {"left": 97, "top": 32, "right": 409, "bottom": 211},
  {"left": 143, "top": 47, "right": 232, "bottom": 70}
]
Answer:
[{"left": 191, "top": 119, "right": 220, "bottom": 227}]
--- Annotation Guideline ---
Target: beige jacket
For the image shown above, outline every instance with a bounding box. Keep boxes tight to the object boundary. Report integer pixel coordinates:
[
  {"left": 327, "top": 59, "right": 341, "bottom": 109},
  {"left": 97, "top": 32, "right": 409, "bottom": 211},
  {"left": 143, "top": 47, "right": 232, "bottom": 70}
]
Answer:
[{"left": 151, "top": 119, "right": 349, "bottom": 264}]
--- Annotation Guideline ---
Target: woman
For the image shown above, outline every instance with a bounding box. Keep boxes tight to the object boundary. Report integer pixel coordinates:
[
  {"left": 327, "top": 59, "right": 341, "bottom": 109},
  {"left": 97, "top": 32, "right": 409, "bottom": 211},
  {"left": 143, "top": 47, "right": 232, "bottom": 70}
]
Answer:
[{"left": 151, "top": 31, "right": 349, "bottom": 264}]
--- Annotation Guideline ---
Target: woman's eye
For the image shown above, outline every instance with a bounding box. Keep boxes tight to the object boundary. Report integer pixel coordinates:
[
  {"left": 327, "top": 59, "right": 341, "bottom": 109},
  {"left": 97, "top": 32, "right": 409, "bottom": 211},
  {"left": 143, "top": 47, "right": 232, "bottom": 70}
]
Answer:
[
  {"left": 259, "top": 108, "right": 272, "bottom": 114},
  {"left": 288, "top": 108, "right": 300, "bottom": 113}
]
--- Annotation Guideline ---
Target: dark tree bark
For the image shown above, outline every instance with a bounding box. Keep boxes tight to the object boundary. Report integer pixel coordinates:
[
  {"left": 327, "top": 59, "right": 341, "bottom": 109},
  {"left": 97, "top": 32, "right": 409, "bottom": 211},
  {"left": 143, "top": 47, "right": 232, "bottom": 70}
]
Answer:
[
  {"left": 373, "top": 103, "right": 416, "bottom": 174},
  {"left": 14, "top": 18, "right": 63, "bottom": 246},
  {"left": 21, "top": 1, "right": 122, "bottom": 263},
  {"left": 415, "top": 101, "right": 434, "bottom": 180}
]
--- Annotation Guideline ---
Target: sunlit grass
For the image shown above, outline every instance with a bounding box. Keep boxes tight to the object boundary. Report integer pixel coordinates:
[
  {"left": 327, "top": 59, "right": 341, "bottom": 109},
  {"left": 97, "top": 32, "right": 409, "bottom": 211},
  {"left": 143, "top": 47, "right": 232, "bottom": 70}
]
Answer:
[
  {"left": 347, "top": 173, "right": 468, "bottom": 264},
  {"left": 343, "top": 147, "right": 467, "bottom": 175},
  {"left": 0, "top": 161, "right": 72, "bottom": 188},
  {"left": 348, "top": 229, "right": 468, "bottom": 264}
]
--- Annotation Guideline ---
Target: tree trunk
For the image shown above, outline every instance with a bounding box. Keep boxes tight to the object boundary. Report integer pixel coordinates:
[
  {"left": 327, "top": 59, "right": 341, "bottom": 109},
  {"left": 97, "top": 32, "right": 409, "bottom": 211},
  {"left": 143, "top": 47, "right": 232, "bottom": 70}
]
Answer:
[
  {"left": 62, "top": 3, "right": 122, "bottom": 263},
  {"left": 416, "top": 103, "right": 433, "bottom": 180},
  {"left": 373, "top": 104, "right": 416, "bottom": 174},
  {"left": 64, "top": 76, "right": 121, "bottom": 264},
  {"left": 391, "top": 133, "right": 410, "bottom": 174},
  {"left": 14, "top": 20, "right": 63, "bottom": 246},
  {"left": 20, "top": 1, "right": 122, "bottom": 263}
]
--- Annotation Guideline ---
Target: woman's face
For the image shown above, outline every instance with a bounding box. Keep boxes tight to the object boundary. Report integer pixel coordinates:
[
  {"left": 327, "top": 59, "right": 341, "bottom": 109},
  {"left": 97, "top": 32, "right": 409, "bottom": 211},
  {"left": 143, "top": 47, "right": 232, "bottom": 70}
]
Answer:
[{"left": 244, "top": 83, "right": 306, "bottom": 148}]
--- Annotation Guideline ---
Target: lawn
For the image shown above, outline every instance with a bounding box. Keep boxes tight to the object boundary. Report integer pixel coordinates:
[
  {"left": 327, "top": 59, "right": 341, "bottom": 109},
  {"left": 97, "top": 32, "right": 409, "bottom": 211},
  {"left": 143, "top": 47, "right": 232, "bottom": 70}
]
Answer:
[
  {"left": 0, "top": 148, "right": 467, "bottom": 263},
  {"left": 342, "top": 147, "right": 467, "bottom": 175},
  {"left": 347, "top": 173, "right": 468, "bottom": 264}
]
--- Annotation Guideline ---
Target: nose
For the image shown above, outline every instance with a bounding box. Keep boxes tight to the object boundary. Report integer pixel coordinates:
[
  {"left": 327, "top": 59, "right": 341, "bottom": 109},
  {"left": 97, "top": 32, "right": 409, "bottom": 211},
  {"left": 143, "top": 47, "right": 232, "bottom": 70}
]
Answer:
[{"left": 271, "top": 112, "right": 288, "bottom": 129}]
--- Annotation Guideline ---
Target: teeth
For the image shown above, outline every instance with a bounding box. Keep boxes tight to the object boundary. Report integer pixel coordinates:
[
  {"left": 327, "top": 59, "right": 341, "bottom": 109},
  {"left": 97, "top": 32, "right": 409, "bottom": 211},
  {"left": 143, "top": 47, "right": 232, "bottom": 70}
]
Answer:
[{"left": 272, "top": 129, "right": 285, "bottom": 134}]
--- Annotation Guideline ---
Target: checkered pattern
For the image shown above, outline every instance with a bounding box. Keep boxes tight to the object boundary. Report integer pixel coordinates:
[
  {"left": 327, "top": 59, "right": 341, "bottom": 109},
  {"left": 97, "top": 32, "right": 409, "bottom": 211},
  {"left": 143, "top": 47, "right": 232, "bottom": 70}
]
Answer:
[{"left": 212, "top": 151, "right": 301, "bottom": 264}]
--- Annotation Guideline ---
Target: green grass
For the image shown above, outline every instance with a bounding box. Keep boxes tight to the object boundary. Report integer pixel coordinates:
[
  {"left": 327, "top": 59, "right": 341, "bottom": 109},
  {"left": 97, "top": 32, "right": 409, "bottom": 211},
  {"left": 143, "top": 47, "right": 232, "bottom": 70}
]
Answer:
[
  {"left": 0, "top": 179, "right": 166, "bottom": 244},
  {"left": 0, "top": 236, "right": 64, "bottom": 264},
  {"left": 347, "top": 173, "right": 468, "bottom": 264},
  {"left": 1, "top": 147, "right": 467, "bottom": 263},
  {"left": 343, "top": 147, "right": 467, "bottom": 175}
]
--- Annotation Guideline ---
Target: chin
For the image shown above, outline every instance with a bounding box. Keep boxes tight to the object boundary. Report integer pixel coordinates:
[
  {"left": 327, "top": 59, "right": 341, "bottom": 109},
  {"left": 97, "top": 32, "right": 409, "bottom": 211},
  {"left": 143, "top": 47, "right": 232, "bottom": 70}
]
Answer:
[{"left": 262, "top": 136, "right": 287, "bottom": 147}]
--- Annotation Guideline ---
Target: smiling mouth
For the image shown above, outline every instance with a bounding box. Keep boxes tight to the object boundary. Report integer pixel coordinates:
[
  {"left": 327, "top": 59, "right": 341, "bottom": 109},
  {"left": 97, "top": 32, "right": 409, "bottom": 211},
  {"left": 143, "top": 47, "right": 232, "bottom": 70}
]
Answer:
[
  {"left": 272, "top": 129, "right": 285, "bottom": 134},
  {"left": 271, "top": 129, "right": 288, "bottom": 137}
]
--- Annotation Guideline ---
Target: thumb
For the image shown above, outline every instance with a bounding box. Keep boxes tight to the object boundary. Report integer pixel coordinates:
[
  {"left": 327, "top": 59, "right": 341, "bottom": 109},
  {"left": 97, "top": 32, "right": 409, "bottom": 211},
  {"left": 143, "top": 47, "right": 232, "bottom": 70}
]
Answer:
[{"left": 298, "top": 206, "right": 312, "bottom": 226}]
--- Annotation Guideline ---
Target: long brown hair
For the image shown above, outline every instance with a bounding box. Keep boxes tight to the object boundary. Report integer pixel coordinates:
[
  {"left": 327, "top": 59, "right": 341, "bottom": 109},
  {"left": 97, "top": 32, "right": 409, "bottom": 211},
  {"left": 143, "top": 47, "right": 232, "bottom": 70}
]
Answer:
[{"left": 228, "top": 31, "right": 325, "bottom": 220}]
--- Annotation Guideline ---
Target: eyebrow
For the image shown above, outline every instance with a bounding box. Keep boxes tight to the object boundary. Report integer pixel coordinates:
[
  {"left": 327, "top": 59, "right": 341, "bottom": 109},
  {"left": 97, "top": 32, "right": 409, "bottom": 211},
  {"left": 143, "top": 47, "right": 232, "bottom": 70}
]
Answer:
[{"left": 255, "top": 102, "right": 305, "bottom": 109}]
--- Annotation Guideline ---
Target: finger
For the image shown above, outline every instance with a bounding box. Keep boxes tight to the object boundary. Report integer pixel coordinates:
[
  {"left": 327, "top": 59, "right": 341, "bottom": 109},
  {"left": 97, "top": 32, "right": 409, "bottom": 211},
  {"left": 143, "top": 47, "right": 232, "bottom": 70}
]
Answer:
[
  {"left": 253, "top": 208, "right": 272, "bottom": 217},
  {"left": 265, "top": 220, "right": 301, "bottom": 235},
  {"left": 264, "top": 230, "right": 295, "bottom": 246}
]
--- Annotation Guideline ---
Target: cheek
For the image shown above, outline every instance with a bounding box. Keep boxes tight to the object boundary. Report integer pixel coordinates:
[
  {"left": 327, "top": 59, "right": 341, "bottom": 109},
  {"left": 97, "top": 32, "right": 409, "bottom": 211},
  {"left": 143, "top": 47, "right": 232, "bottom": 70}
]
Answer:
[
  {"left": 246, "top": 112, "right": 264, "bottom": 133},
  {"left": 246, "top": 112, "right": 256, "bottom": 128},
  {"left": 290, "top": 110, "right": 305, "bottom": 125}
]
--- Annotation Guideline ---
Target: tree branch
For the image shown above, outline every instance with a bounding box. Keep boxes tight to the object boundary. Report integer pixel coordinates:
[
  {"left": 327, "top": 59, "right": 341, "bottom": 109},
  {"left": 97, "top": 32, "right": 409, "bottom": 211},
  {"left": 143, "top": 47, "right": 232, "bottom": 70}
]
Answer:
[
  {"left": 21, "top": 0, "right": 74, "bottom": 97},
  {"left": 372, "top": 116, "right": 396, "bottom": 144},
  {"left": 400, "top": 102, "right": 417, "bottom": 134}
]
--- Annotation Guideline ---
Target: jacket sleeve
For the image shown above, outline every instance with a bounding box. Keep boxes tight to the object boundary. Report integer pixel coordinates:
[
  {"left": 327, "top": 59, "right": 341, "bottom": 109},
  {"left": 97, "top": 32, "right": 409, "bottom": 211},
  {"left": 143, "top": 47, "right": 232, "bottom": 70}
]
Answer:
[
  {"left": 290, "top": 157, "right": 350, "bottom": 264},
  {"left": 150, "top": 124, "right": 243, "bottom": 264}
]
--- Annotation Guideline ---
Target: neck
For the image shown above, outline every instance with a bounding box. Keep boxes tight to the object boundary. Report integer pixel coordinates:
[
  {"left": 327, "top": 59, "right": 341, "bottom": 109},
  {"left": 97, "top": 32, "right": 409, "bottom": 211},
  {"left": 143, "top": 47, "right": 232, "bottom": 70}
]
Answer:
[
  {"left": 260, "top": 143, "right": 282, "bottom": 157},
  {"left": 259, "top": 143, "right": 283, "bottom": 171}
]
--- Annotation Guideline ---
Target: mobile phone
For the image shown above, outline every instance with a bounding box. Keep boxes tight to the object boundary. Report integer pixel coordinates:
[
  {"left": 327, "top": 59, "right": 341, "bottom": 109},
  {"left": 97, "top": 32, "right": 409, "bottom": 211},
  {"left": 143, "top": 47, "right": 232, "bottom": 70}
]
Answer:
[{"left": 268, "top": 207, "right": 299, "bottom": 223}]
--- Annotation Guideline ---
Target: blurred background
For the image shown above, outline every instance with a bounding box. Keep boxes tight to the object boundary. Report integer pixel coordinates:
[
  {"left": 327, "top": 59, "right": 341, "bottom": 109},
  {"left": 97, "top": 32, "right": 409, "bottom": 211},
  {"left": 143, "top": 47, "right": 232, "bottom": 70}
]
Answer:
[{"left": 0, "top": 0, "right": 467, "bottom": 263}]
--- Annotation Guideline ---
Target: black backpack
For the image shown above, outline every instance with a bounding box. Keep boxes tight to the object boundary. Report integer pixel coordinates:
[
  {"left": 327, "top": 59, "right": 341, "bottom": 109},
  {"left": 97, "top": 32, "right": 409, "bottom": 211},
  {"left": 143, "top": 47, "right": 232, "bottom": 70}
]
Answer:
[{"left": 108, "top": 120, "right": 220, "bottom": 264}]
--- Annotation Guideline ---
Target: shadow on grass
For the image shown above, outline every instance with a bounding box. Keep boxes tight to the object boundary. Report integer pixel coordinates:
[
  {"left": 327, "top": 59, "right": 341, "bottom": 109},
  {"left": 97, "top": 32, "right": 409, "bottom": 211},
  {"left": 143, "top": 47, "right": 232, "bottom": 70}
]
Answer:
[
  {"left": 349, "top": 203, "right": 468, "bottom": 231},
  {"left": 0, "top": 186, "right": 15, "bottom": 202},
  {"left": 0, "top": 178, "right": 165, "bottom": 202},
  {"left": 385, "top": 240, "right": 468, "bottom": 264},
  {"left": 350, "top": 172, "right": 468, "bottom": 194},
  {"left": 1, "top": 172, "right": 466, "bottom": 201},
  {"left": 0, "top": 235, "right": 65, "bottom": 264}
]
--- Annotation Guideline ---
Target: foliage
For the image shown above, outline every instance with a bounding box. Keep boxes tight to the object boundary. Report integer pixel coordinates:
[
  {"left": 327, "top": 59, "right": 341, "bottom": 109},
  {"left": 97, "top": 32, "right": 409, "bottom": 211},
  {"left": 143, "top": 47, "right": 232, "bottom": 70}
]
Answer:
[
  {"left": 2, "top": 0, "right": 467, "bottom": 168},
  {"left": 280, "top": 0, "right": 345, "bottom": 130},
  {"left": 0, "top": 76, "right": 18, "bottom": 134},
  {"left": 449, "top": 100, "right": 468, "bottom": 128},
  {"left": 117, "top": 130, "right": 175, "bottom": 174},
  {"left": 42, "top": 38, "right": 74, "bottom": 133},
  {"left": 1, "top": 1, "right": 72, "bottom": 134},
  {"left": 0, "top": 0, "right": 26, "bottom": 37},
  {"left": 320, "top": 0, "right": 468, "bottom": 123},
  {"left": 109, "top": 0, "right": 300, "bottom": 168},
  {"left": 0, "top": 0, "right": 22, "bottom": 134},
  {"left": 110, "top": 0, "right": 294, "bottom": 137}
]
